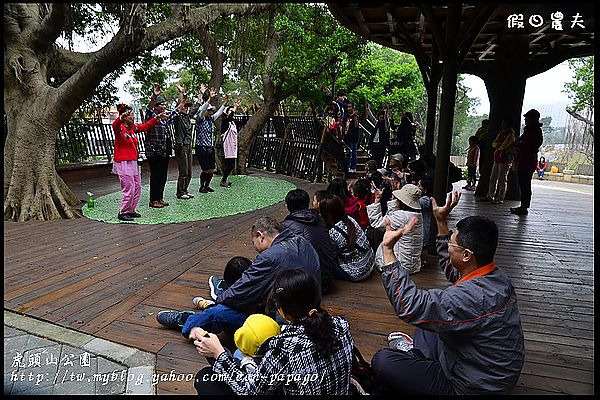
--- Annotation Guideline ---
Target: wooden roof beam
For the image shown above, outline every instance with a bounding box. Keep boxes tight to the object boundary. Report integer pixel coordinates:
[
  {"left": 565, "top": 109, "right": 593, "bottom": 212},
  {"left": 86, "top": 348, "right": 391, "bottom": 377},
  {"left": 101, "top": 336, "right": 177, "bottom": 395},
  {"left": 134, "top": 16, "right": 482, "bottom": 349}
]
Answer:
[
  {"left": 457, "top": 4, "right": 497, "bottom": 67},
  {"left": 417, "top": 4, "right": 448, "bottom": 60}
]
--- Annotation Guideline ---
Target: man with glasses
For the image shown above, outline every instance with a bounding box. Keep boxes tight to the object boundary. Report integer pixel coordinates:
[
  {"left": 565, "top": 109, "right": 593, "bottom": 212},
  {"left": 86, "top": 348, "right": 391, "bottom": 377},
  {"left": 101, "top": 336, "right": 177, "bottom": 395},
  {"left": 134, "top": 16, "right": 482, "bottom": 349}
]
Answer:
[{"left": 371, "top": 191, "right": 525, "bottom": 394}]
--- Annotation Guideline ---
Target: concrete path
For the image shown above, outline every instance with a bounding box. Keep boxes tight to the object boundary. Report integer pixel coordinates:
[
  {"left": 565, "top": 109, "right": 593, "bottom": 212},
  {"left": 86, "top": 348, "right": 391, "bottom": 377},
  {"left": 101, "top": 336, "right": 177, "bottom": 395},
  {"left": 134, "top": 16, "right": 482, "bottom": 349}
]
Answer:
[{"left": 4, "top": 310, "right": 156, "bottom": 395}]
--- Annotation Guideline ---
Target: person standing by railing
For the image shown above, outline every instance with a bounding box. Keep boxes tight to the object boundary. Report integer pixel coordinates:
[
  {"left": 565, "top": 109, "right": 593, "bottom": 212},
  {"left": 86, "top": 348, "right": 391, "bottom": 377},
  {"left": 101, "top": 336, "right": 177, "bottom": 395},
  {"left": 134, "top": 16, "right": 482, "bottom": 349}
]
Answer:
[
  {"left": 145, "top": 83, "right": 183, "bottom": 208},
  {"left": 194, "top": 87, "right": 228, "bottom": 193},
  {"left": 173, "top": 82, "right": 202, "bottom": 200},
  {"left": 220, "top": 99, "right": 242, "bottom": 188},
  {"left": 344, "top": 102, "right": 360, "bottom": 173},
  {"left": 112, "top": 103, "right": 167, "bottom": 221},
  {"left": 365, "top": 102, "right": 390, "bottom": 168}
]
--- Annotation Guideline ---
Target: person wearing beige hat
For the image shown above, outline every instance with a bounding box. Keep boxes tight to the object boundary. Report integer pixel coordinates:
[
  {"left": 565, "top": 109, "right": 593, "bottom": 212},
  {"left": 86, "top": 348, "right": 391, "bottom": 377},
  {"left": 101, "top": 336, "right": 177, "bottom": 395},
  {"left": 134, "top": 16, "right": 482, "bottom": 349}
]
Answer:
[{"left": 367, "top": 183, "right": 423, "bottom": 274}]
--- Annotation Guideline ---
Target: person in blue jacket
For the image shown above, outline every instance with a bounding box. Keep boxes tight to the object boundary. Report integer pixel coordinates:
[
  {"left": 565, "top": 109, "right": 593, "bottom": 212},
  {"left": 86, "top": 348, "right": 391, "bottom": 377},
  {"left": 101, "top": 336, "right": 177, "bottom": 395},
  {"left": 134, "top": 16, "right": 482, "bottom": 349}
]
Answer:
[
  {"left": 155, "top": 216, "right": 321, "bottom": 339},
  {"left": 371, "top": 191, "right": 525, "bottom": 394}
]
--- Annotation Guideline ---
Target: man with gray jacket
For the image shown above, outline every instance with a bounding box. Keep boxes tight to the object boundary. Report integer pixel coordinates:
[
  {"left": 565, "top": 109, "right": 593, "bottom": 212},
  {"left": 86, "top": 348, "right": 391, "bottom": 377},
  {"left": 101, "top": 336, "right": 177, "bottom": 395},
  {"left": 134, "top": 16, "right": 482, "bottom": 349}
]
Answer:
[
  {"left": 371, "top": 191, "right": 525, "bottom": 394},
  {"left": 156, "top": 216, "right": 321, "bottom": 339}
]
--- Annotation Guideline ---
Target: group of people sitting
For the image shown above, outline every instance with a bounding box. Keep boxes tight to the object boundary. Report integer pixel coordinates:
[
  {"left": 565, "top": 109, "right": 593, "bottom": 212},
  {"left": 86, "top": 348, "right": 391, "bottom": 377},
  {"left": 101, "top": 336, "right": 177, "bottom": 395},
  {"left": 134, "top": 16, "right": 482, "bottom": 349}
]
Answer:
[{"left": 155, "top": 182, "right": 526, "bottom": 394}]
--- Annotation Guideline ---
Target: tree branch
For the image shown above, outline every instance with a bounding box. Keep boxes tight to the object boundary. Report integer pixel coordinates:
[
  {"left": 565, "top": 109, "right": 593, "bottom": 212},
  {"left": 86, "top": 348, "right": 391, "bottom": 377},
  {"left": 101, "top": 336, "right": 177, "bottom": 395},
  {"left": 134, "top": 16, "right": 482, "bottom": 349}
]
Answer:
[
  {"left": 567, "top": 108, "right": 594, "bottom": 128},
  {"left": 47, "top": 47, "right": 94, "bottom": 79},
  {"left": 53, "top": 3, "right": 273, "bottom": 121},
  {"left": 28, "top": 3, "right": 68, "bottom": 51}
]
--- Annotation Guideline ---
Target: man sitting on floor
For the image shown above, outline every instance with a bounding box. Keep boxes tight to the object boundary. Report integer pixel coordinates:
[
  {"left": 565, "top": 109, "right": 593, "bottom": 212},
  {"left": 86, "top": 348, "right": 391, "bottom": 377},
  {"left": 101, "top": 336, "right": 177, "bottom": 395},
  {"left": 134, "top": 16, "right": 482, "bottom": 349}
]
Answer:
[
  {"left": 279, "top": 188, "right": 338, "bottom": 292},
  {"left": 156, "top": 216, "right": 321, "bottom": 341},
  {"left": 371, "top": 191, "right": 525, "bottom": 395}
]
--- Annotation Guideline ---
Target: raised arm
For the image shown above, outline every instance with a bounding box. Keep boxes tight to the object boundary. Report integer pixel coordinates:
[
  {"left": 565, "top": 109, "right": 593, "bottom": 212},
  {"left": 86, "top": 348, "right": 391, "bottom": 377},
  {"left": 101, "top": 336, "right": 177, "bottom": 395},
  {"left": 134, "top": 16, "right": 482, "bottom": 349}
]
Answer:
[{"left": 147, "top": 83, "right": 161, "bottom": 111}]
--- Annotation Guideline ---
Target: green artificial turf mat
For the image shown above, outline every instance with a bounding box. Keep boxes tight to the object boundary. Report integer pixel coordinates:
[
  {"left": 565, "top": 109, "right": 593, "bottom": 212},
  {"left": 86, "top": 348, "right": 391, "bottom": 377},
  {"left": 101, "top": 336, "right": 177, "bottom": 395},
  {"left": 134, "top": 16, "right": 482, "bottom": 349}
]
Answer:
[{"left": 82, "top": 175, "right": 296, "bottom": 224}]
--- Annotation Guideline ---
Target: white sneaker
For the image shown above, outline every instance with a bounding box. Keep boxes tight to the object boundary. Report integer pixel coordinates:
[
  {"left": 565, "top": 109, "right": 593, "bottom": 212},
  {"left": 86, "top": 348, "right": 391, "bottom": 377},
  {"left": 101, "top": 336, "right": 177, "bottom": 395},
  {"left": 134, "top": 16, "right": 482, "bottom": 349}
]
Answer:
[{"left": 387, "top": 331, "right": 414, "bottom": 352}]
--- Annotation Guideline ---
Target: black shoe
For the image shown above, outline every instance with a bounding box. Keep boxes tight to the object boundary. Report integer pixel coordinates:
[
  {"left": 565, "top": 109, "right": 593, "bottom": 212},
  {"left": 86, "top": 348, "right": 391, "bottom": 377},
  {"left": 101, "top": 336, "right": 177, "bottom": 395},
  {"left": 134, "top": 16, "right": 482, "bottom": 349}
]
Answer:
[
  {"left": 510, "top": 207, "right": 528, "bottom": 215},
  {"left": 127, "top": 212, "right": 141, "bottom": 218},
  {"left": 118, "top": 213, "right": 134, "bottom": 222},
  {"left": 156, "top": 310, "right": 195, "bottom": 329},
  {"left": 199, "top": 187, "right": 208, "bottom": 193},
  {"left": 206, "top": 186, "right": 215, "bottom": 193}
]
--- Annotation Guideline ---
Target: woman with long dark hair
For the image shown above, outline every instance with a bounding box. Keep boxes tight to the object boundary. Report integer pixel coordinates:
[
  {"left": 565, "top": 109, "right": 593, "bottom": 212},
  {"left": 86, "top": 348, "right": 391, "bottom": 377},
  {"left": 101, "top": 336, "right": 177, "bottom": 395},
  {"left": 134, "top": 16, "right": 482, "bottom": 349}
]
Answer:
[
  {"left": 219, "top": 100, "right": 241, "bottom": 187},
  {"left": 193, "top": 268, "right": 353, "bottom": 395},
  {"left": 319, "top": 195, "right": 374, "bottom": 281}
]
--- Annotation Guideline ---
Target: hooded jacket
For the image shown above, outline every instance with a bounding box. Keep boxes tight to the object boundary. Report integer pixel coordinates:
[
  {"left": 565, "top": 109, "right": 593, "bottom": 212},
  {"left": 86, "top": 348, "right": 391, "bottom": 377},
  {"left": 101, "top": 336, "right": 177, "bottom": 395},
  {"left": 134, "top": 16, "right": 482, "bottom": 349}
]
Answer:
[
  {"left": 280, "top": 209, "right": 337, "bottom": 290},
  {"left": 216, "top": 229, "right": 321, "bottom": 314}
]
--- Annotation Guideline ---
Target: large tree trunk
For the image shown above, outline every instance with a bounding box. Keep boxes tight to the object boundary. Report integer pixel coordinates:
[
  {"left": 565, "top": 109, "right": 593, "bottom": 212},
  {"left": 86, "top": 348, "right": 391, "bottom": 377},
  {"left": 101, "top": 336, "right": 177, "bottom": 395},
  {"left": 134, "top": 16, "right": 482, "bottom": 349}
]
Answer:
[
  {"left": 3, "top": 3, "right": 272, "bottom": 221},
  {"left": 4, "top": 101, "right": 81, "bottom": 221}
]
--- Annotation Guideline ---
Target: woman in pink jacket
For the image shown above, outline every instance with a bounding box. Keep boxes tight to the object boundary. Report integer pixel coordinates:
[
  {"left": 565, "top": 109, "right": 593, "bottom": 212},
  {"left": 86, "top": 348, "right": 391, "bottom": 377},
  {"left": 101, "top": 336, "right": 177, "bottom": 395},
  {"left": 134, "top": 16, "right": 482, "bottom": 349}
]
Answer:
[{"left": 112, "top": 104, "right": 166, "bottom": 221}]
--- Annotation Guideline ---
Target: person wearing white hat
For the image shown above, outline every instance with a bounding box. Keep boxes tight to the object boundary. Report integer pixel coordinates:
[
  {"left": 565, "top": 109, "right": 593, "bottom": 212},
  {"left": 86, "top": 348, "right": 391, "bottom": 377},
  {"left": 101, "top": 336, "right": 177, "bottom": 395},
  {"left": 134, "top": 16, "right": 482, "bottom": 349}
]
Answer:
[{"left": 367, "top": 183, "right": 423, "bottom": 274}]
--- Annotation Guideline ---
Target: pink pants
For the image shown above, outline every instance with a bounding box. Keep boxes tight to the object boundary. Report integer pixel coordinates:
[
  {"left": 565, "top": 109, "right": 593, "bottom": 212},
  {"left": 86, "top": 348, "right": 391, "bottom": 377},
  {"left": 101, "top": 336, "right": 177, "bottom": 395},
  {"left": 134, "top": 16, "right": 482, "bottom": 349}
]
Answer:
[{"left": 118, "top": 173, "right": 141, "bottom": 214}]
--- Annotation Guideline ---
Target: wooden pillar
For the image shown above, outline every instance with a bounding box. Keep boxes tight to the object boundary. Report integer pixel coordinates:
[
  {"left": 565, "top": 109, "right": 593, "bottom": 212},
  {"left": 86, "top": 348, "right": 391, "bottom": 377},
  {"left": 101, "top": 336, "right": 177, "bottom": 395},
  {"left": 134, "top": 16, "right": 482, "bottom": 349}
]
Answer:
[
  {"left": 475, "top": 35, "right": 529, "bottom": 200},
  {"left": 424, "top": 49, "right": 441, "bottom": 157},
  {"left": 433, "top": 4, "right": 461, "bottom": 203}
]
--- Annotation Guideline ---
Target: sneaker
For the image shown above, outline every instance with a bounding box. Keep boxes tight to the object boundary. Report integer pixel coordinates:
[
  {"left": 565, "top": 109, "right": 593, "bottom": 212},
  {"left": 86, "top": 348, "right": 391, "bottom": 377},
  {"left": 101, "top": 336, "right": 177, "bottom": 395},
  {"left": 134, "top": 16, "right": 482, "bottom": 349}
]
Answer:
[
  {"left": 159, "top": 199, "right": 169, "bottom": 206},
  {"left": 177, "top": 194, "right": 191, "bottom": 199},
  {"left": 199, "top": 187, "right": 208, "bottom": 193},
  {"left": 127, "top": 211, "right": 141, "bottom": 218},
  {"left": 149, "top": 201, "right": 164, "bottom": 208},
  {"left": 220, "top": 181, "right": 229, "bottom": 188},
  {"left": 492, "top": 199, "right": 503, "bottom": 204},
  {"left": 206, "top": 187, "right": 215, "bottom": 193},
  {"left": 510, "top": 207, "right": 528, "bottom": 215},
  {"left": 387, "top": 331, "right": 414, "bottom": 352},
  {"left": 185, "top": 192, "right": 195, "bottom": 198},
  {"left": 192, "top": 297, "right": 215, "bottom": 310},
  {"left": 117, "top": 213, "right": 134, "bottom": 222},
  {"left": 208, "top": 275, "right": 228, "bottom": 300},
  {"left": 156, "top": 310, "right": 195, "bottom": 329}
]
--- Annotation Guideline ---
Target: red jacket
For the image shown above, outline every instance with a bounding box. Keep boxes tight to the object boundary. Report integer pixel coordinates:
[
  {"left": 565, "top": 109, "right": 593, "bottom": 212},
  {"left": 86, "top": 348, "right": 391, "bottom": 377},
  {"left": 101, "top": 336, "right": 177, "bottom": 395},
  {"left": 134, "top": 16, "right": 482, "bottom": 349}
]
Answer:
[
  {"left": 344, "top": 196, "right": 361, "bottom": 223},
  {"left": 356, "top": 198, "right": 369, "bottom": 230},
  {"left": 112, "top": 117, "right": 158, "bottom": 162},
  {"left": 516, "top": 123, "right": 543, "bottom": 173}
]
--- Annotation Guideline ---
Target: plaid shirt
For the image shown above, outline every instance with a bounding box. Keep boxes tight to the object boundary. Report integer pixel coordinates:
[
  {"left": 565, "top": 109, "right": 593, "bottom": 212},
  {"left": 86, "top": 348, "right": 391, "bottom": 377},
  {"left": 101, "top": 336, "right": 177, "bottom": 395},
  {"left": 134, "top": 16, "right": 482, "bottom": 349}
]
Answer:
[
  {"left": 144, "top": 107, "right": 180, "bottom": 157},
  {"left": 212, "top": 316, "right": 353, "bottom": 395}
]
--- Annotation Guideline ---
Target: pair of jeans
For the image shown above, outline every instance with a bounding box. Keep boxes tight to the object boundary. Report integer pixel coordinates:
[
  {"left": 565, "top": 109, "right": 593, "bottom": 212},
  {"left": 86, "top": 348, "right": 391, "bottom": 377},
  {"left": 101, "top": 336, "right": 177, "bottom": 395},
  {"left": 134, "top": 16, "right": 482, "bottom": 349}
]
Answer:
[
  {"left": 181, "top": 304, "right": 250, "bottom": 339},
  {"left": 147, "top": 156, "right": 170, "bottom": 202},
  {"left": 174, "top": 145, "right": 193, "bottom": 196},
  {"left": 346, "top": 142, "right": 358, "bottom": 171},
  {"left": 536, "top": 169, "right": 545, "bottom": 179},
  {"left": 371, "top": 328, "right": 455, "bottom": 395}
]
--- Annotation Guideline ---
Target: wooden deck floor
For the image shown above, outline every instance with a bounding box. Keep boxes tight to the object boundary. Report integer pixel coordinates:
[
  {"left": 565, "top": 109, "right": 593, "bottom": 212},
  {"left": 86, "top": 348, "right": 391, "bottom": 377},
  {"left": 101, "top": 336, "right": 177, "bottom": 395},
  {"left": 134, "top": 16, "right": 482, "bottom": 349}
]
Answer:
[{"left": 4, "top": 168, "right": 594, "bottom": 394}]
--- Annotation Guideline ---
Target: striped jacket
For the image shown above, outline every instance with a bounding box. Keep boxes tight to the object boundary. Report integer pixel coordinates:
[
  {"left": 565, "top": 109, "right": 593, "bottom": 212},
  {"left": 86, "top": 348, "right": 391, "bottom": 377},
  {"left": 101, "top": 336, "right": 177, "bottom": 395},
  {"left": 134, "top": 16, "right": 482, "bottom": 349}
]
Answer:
[{"left": 380, "top": 232, "right": 525, "bottom": 394}]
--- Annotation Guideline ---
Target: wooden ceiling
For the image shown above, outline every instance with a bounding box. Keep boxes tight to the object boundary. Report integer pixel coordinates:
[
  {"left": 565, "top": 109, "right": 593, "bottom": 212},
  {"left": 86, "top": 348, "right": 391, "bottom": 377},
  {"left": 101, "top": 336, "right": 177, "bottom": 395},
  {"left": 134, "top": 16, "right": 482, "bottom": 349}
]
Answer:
[{"left": 328, "top": 3, "right": 595, "bottom": 69}]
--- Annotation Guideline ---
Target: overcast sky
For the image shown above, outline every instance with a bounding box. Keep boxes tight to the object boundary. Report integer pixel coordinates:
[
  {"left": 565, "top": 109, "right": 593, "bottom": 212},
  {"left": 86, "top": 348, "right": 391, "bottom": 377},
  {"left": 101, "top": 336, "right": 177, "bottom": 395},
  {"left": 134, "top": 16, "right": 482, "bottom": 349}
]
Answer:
[{"left": 462, "top": 61, "right": 574, "bottom": 125}]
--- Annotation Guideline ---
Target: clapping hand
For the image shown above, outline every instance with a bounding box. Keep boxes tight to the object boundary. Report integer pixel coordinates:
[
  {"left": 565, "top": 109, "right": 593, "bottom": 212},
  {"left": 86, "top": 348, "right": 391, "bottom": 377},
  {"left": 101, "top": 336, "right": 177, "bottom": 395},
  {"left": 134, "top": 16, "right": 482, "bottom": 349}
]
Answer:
[
  {"left": 156, "top": 112, "right": 168, "bottom": 120},
  {"left": 199, "top": 83, "right": 207, "bottom": 95},
  {"left": 209, "top": 87, "right": 218, "bottom": 99},
  {"left": 152, "top": 83, "right": 161, "bottom": 96},
  {"left": 371, "top": 181, "right": 383, "bottom": 202},
  {"left": 175, "top": 81, "right": 185, "bottom": 93},
  {"left": 431, "top": 191, "right": 461, "bottom": 223}
]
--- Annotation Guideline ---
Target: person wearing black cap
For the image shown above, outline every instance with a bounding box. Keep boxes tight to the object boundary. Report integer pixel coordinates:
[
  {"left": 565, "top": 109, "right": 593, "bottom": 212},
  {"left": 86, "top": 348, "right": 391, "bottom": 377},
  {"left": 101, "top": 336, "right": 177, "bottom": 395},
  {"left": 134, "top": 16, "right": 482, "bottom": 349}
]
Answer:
[
  {"left": 144, "top": 83, "right": 183, "bottom": 208},
  {"left": 173, "top": 82, "right": 202, "bottom": 199},
  {"left": 194, "top": 87, "right": 228, "bottom": 193},
  {"left": 510, "top": 109, "right": 543, "bottom": 216}
]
